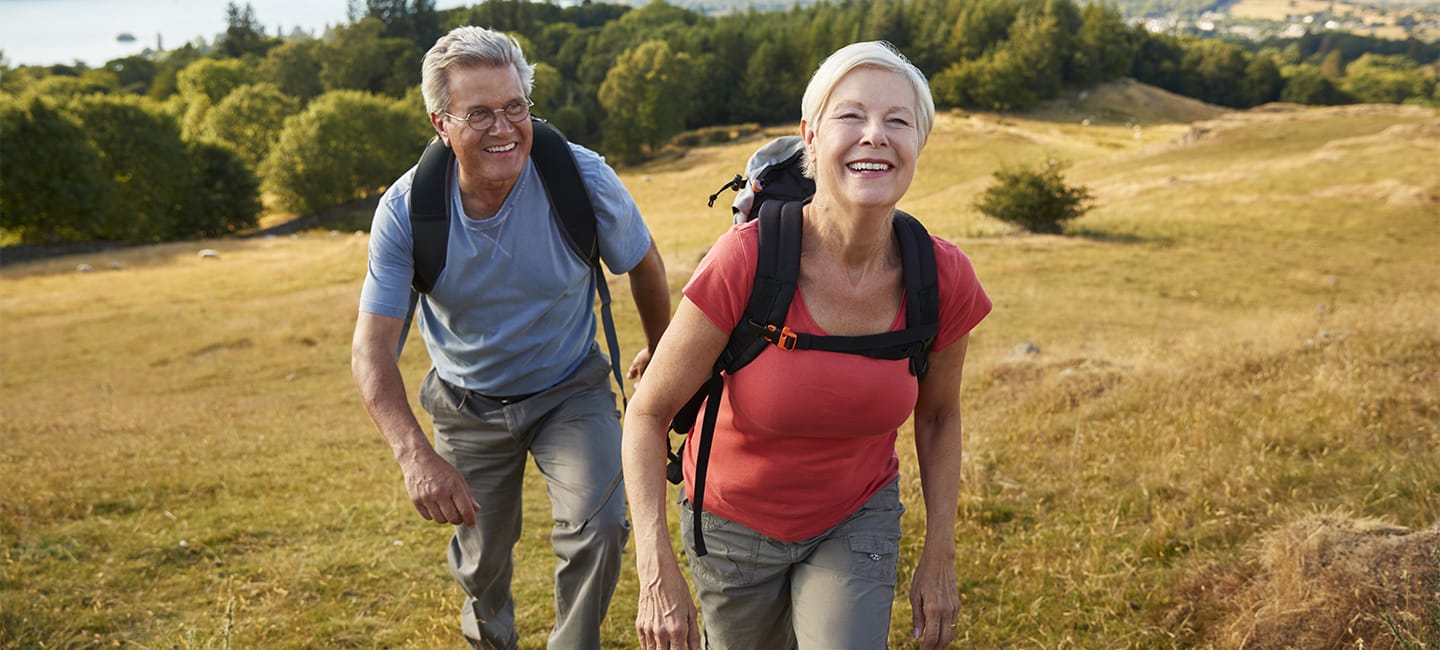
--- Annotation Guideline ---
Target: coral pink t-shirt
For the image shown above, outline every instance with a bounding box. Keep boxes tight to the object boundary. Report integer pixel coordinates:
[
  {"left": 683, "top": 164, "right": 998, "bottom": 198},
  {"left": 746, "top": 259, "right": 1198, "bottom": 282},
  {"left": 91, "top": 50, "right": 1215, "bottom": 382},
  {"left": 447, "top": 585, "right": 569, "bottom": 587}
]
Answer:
[{"left": 682, "top": 219, "right": 991, "bottom": 541}]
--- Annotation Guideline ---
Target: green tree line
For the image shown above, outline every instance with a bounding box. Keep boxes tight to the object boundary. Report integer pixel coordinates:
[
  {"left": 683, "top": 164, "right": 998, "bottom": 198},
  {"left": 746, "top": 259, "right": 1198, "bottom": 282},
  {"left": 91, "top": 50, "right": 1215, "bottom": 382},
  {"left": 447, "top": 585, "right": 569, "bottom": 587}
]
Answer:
[{"left": 3, "top": 0, "right": 1436, "bottom": 245}]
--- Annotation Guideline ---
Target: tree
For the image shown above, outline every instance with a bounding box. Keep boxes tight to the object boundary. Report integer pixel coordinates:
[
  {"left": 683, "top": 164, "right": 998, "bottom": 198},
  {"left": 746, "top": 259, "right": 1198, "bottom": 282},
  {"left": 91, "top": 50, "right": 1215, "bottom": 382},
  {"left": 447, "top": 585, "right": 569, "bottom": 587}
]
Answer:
[
  {"left": 1240, "top": 53, "right": 1284, "bottom": 106},
  {"left": 197, "top": 83, "right": 301, "bottom": 168},
  {"left": 221, "top": 2, "right": 276, "bottom": 59},
  {"left": 260, "top": 91, "right": 425, "bottom": 214},
  {"left": 69, "top": 94, "right": 196, "bottom": 241},
  {"left": 974, "top": 157, "right": 1092, "bottom": 234},
  {"left": 1341, "top": 54, "right": 1433, "bottom": 104},
  {"left": 1131, "top": 31, "right": 1186, "bottom": 94},
  {"left": 105, "top": 55, "right": 159, "bottom": 95},
  {"left": 24, "top": 72, "right": 119, "bottom": 102},
  {"left": 598, "top": 40, "right": 697, "bottom": 164},
  {"left": 146, "top": 45, "right": 205, "bottom": 100},
  {"left": 948, "top": 0, "right": 1018, "bottom": 62},
  {"left": 1006, "top": 2, "right": 1065, "bottom": 101},
  {"left": 180, "top": 141, "right": 262, "bottom": 237},
  {"left": 1281, "top": 64, "right": 1348, "bottom": 105},
  {"left": 737, "top": 34, "right": 805, "bottom": 124},
  {"left": 358, "top": 0, "right": 441, "bottom": 44},
  {"left": 0, "top": 95, "right": 115, "bottom": 243},
  {"left": 176, "top": 57, "right": 253, "bottom": 105},
  {"left": 317, "top": 18, "right": 420, "bottom": 97},
  {"left": 1179, "top": 38, "right": 1250, "bottom": 107},
  {"left": 259, "top": 39, "right": 325, "bottom": 103},
  {"left": 934, "top": 47, "right": 1036, "bottom": 111},
  {"left": 1074, "top": 2, "right": 1135, "bottom": 84},
  {"left": 1320, "top": 48, "right": 1345, "bottom": 79}
]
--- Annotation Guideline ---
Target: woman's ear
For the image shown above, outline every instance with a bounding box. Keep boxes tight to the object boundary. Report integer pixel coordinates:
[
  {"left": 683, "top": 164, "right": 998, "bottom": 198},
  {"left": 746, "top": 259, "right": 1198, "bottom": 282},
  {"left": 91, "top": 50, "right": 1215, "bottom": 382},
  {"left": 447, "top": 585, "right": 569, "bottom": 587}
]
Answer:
[{"left": 800, "top": 119, "right": 816, "bottom": 155}]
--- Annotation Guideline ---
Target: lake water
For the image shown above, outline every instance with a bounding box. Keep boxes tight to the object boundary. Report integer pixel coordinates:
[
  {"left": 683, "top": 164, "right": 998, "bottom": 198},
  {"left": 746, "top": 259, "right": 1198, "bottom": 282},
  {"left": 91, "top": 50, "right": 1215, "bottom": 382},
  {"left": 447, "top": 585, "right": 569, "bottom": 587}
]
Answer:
[{"left": 0, "top": 0, "right": 468, "bottom": 68}]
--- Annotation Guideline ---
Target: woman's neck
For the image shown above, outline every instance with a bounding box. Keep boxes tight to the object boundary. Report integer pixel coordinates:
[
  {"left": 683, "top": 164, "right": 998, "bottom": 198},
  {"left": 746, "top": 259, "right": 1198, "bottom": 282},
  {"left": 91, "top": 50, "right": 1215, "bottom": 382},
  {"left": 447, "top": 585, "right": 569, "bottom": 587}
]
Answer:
[{"left": 803, "top": 199, "right": 898, "bottom": 285}]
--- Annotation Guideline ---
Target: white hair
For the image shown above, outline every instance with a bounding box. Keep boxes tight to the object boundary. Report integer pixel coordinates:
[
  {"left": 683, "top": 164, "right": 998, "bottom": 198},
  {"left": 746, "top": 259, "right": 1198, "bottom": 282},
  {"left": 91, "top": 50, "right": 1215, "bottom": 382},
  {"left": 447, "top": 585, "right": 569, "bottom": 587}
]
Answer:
[
  {"left": 420, "top": 26, "right": 534, "bottom": 115},
  {"left": 799, "top": 41, "right": 935, "bottom": 177}
]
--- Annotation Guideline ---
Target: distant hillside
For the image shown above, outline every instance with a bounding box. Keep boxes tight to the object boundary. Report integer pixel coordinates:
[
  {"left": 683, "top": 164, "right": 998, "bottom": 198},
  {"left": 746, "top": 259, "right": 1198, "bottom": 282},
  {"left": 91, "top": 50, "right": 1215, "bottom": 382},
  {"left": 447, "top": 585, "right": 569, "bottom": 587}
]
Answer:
[
  {"left": 645, "top": 0, "right": 1440, "bottom": 41},
  {"left": 1027, "top": 78, "right": 1228, "bottom": 125}
]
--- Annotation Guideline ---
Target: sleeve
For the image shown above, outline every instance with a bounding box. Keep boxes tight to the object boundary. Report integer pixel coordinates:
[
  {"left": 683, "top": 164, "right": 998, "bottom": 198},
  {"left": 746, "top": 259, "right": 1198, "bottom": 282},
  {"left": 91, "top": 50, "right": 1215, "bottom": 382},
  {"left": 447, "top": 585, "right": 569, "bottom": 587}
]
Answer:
[
  {"left": 930, "top": 236, "right": 992, "bottom": 352},
  {"left": 682, "top": 222, "right": 760, "bottom": 333},
  {"left": 357, "top": 172, "right": 419, "bottom": 319},
  {"left": 574, "top": 144, "right": 653, "bottom": 275}
]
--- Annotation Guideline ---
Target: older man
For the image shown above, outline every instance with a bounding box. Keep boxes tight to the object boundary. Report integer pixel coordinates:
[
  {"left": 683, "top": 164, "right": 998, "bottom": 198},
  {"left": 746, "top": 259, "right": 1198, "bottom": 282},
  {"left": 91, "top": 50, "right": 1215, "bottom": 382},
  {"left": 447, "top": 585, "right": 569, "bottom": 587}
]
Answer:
[{"left": 352, "top": 25, "right": 670, "bottom": 649}]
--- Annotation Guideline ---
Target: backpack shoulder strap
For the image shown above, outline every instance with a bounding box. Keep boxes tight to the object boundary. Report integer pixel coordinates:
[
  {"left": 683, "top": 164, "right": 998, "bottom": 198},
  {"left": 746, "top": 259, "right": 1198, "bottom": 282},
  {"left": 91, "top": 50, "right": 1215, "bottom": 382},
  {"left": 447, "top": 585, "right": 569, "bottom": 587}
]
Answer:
[
  {"left": 396, "top": 137, "right": 454, "bottom": 359},
  {"left": 718, "top": 198, "right": 804, "bottom": 372},
  {"left": 529, "top": 118, "right": 627, "bottom": 406},
  {"left": 410, "top": 136, "right": 454, "bottom": 295},
  {"left": 893, "top": 210, "right": 940, "bottom": 379},
  {"left": 529, "top": 118, "right": 597, "bottom": 263}
]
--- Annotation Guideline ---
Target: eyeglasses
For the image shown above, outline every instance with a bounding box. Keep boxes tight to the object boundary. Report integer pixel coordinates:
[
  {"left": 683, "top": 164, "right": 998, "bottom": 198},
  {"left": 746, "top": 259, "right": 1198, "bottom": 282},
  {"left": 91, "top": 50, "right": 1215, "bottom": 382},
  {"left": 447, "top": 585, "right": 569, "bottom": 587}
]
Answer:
[{"left": 441, "top": 99, "right": 533, "bottom": 132}]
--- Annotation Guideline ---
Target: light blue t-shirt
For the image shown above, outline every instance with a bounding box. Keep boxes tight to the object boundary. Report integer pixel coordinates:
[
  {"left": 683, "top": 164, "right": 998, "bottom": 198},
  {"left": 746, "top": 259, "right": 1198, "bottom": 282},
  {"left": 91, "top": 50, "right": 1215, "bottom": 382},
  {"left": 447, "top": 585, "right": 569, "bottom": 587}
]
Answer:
[{"left": 359, "top": 142, "right": 652, "bottom": 394}]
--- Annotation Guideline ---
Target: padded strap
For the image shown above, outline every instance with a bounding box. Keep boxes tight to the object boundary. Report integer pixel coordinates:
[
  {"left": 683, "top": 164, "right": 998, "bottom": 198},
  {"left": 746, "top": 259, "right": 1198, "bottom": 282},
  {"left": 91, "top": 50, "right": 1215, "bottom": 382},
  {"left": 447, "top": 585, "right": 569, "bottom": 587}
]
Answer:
[
  {"left": 530, "top": 118, "right": 597, "bottom": 264},
  {"left": 410, "top": 137, "right": 453, "bottom": 295},
  {"left": 688, "top": 372, "right": 724, "bottom": 557}
]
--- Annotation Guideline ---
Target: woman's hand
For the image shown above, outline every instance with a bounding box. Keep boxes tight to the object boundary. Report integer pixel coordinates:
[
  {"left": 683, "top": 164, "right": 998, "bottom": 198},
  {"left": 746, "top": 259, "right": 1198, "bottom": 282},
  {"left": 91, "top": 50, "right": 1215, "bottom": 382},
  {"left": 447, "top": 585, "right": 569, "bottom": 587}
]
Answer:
[
  {"left": 909, "top": 547, "right": 961, "bottom": 649},
  {"left": 635, "top": 560, "right": 701, "bottom": 650}
]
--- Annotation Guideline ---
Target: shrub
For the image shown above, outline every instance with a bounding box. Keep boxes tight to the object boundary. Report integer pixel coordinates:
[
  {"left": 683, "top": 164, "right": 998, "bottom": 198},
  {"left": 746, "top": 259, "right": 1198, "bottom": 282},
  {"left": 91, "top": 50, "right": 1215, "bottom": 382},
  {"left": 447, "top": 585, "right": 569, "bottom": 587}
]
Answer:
[
  {"left": 975, "top": 157, "right": 1093, "bottom": 234},
  {"left": 260, "top": 90, "right": 425, "bottom": 215}
]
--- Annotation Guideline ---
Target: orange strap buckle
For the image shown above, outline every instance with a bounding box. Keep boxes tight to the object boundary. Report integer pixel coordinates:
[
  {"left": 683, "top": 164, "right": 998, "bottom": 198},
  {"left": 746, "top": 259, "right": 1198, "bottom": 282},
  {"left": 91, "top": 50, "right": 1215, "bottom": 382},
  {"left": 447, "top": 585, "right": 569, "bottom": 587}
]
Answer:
[{"left": 764, "top": 324, "right": 798, "bottom": 351}]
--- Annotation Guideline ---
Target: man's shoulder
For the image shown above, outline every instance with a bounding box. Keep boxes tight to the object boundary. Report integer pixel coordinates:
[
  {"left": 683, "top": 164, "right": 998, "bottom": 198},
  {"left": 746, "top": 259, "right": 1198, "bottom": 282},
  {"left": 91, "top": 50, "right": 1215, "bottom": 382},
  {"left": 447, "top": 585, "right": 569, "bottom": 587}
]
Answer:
[{"left": 371, "top": 165, "right": 422, "bottom": 236}]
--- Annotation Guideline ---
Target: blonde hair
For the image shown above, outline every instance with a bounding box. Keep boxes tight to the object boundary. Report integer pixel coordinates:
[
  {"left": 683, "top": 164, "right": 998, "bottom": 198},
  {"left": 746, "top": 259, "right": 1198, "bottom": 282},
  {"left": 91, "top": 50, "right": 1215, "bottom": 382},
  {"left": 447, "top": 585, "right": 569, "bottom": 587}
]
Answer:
[
  {"left": 421, "top": 26, "right": 534, "bottom": 114},
  {"left": 799, "top": 41, "right": 935, "bottom": 177}
]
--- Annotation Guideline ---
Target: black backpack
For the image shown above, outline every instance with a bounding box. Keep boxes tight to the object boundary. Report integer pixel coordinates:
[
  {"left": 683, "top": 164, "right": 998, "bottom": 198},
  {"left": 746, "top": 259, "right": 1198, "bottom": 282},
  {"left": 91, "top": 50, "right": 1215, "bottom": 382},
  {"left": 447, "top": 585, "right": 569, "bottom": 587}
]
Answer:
[
  {"left": 399, "top": 117, "right": 626, "bottom": 405},
  {"left": 675, "top": 137, "right": 941, "bottom": 556}
]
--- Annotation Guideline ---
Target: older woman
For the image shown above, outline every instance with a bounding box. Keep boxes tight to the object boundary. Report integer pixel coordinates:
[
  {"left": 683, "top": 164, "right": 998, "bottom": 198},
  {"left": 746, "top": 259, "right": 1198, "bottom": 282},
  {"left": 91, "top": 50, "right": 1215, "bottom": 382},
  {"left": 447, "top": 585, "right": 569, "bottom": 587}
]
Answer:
[{"left": 622, "top": 41, "right": 991, "bottom": 650}]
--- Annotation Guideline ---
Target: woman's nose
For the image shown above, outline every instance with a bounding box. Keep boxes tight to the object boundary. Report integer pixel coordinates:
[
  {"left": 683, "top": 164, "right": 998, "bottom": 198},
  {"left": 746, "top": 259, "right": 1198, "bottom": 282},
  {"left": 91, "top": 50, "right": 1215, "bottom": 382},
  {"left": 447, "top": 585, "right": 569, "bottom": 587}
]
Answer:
[{"left": 861, "top": 117, "right": 888, "bottom": 147}]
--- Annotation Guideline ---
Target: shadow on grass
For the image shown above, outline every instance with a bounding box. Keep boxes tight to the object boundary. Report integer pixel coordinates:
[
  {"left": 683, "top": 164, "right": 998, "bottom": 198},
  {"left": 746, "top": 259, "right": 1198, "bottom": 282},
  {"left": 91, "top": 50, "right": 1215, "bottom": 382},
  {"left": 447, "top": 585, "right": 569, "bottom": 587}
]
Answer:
[{"left": 1066, "top": 226, "right": 1175, "bottom": 247}]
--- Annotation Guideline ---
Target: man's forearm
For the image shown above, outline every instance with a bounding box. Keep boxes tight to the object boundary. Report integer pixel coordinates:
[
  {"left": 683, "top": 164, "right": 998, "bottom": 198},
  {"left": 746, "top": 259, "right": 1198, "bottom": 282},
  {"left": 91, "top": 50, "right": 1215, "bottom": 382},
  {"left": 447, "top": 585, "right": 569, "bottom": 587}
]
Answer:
[{"left": 630, "top": 242, "right": 672, "bottom": 352}]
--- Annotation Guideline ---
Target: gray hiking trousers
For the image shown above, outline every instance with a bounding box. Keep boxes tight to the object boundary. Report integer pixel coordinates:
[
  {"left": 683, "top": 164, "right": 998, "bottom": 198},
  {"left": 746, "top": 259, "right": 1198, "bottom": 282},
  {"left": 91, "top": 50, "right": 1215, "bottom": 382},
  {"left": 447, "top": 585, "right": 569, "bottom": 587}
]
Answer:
[
  {"left": 419, "top": 349, "right": 630, "bottom": 650},
  {"left": 681, "top": 479, "right": 904, "bottom": 649}
]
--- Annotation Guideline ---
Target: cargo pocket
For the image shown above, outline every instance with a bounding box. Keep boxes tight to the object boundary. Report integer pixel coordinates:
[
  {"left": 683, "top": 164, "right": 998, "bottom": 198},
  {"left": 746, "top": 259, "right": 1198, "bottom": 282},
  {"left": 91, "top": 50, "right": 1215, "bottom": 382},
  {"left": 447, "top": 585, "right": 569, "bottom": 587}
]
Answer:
[
  {"left": 848, "top": 535, "right": 899, "bottom": 585},
  {"left": 679, "top": 499, "right": 756, "bottom": 587}
]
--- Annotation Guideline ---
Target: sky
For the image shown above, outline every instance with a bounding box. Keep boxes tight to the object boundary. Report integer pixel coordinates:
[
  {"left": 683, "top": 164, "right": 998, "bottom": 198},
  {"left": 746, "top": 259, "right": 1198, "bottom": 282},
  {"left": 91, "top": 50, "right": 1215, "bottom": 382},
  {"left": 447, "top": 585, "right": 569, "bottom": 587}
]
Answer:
[{"left": 0, "top": 0, "right": 468, "bottom": 68}]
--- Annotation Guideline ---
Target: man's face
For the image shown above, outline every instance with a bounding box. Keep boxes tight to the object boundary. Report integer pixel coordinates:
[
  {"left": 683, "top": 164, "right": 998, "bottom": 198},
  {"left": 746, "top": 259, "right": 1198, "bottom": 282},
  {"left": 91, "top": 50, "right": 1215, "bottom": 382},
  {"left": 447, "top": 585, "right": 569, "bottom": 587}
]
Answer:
[{"left": 430, "top": 63, "right": 533, "bottom": 191}]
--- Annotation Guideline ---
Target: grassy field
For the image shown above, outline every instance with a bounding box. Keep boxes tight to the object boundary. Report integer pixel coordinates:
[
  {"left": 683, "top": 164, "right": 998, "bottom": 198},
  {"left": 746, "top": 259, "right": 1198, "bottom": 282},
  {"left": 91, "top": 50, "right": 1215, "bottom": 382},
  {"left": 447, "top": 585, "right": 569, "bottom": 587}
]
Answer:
[{"left": 2, "top": 86, "right": 1437, "bottom": 648}]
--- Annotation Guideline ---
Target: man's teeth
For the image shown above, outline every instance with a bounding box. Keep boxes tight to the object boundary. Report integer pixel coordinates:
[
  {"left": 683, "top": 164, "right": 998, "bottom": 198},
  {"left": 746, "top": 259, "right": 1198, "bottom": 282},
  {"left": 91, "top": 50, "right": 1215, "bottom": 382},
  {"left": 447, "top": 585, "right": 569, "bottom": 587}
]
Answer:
[
  {"left": 485, "top": 143, "right": 517, "bottom": 153},
  {"left": 848, "top": 162, "right": 890, "bottom": 171}
]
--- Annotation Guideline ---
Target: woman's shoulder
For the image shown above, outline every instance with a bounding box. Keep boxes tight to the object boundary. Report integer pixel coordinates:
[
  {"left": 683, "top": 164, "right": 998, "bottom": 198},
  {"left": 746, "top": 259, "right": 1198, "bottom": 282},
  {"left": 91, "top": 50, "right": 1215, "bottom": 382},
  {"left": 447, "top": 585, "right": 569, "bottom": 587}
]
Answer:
[{"left": 923, "top": 233, "right": 984, "bottom": 294}]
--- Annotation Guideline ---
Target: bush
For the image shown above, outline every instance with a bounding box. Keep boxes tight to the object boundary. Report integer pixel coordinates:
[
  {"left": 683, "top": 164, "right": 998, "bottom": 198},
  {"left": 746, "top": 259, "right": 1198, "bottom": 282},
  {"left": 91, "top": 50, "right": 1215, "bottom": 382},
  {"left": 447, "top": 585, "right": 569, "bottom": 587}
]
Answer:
[
  {"left": 975, "top": 158, "right": 1093, "bottom": 234},
  {"left": 0, "top": 95, "right": 114, "bottom": 243},
  {"left": 260, "top": 90, "right": 426, "bottom": 215}
]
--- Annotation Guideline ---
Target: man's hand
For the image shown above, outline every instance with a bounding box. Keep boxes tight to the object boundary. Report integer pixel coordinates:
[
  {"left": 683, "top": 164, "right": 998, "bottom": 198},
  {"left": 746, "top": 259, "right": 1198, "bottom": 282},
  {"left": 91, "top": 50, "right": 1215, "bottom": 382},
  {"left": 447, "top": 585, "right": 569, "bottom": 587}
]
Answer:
[
  {"left": 627, "top": 347, "right": 654, "bottom": 382},
  {"left": 400, "top": 449, "right": 481, "bottom": 527}
]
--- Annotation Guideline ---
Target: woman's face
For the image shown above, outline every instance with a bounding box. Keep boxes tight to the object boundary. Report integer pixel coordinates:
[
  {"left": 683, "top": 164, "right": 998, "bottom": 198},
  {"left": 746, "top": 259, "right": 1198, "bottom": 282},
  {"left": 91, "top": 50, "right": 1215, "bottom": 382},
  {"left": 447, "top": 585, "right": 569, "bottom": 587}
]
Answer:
[{"left": 804, "top": 66, "right": 920, "bottom": 212}]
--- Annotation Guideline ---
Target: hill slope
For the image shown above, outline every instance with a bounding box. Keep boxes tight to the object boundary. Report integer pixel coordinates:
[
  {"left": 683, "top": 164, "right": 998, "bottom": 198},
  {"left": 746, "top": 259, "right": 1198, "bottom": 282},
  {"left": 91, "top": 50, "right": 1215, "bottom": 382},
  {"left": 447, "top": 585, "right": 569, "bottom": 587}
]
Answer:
[{"left": 1, "top": 91, "right": 1436, "bottom": 648}]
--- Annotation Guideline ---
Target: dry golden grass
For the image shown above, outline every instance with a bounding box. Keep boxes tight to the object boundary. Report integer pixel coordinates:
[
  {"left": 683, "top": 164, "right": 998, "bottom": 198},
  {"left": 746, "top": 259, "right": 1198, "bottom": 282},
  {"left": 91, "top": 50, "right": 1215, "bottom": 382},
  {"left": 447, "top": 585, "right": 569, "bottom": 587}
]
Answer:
[
  {"left": 1173, "top": 513, "right": 1439, "bottom": 650},
  {"left": 2, "top": 85, "right": 1437, "bottom": 648}
]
